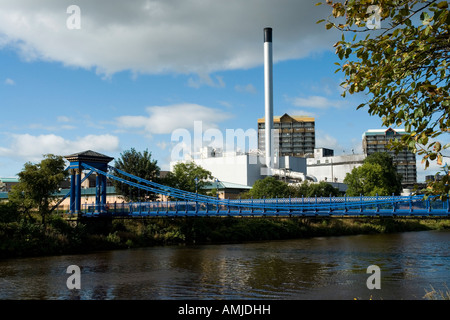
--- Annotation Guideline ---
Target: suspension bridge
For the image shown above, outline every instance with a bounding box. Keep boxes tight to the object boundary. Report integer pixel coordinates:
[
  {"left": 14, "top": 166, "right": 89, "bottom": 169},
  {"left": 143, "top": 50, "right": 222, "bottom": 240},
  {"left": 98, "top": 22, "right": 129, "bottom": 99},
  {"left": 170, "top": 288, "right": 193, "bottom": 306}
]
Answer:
[{"left": 60, "top": 151, "right": 450, "bottom": 218}]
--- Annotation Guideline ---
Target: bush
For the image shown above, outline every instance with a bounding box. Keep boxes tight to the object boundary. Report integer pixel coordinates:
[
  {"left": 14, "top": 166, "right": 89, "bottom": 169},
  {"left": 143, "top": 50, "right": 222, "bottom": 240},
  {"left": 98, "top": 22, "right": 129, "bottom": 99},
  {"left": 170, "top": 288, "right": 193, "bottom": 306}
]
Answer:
[
  {"left": 106, "top": 231, "right": 121, "bottom": 245},
  {"left": 0, "top": 202, "right": 20, "bottom": 223}
]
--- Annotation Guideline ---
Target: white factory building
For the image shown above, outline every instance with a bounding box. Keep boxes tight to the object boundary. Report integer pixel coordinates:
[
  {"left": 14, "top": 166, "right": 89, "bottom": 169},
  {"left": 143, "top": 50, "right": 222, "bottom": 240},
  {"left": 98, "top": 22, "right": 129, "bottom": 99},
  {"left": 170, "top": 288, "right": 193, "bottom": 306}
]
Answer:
[
  {"left": 306, "top": 148, "right": 366, "bottom": 184},
  {"left": 169, "top": 146, "right": 366, "bottom": 194},
  {"left": 170, "top": 146, "right": 308, "bottom": 188}
]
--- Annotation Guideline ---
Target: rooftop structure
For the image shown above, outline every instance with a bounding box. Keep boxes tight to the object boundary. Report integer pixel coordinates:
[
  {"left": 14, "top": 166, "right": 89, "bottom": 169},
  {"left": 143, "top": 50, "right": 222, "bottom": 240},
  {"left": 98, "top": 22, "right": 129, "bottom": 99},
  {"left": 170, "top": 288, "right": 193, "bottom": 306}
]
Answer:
[{"left": 0, "top": 177, "right": 19, "bottom": 192}]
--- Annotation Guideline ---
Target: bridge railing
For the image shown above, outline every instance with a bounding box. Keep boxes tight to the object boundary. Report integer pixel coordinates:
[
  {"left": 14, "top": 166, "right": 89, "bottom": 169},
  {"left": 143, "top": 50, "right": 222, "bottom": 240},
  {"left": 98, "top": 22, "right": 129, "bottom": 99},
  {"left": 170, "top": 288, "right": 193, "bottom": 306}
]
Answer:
[
  {"left": 75, "top": 162, "right": 450, "bottom": 217},
  {"left": 80, "top": 195, "right": 450, "bottom": 217}
]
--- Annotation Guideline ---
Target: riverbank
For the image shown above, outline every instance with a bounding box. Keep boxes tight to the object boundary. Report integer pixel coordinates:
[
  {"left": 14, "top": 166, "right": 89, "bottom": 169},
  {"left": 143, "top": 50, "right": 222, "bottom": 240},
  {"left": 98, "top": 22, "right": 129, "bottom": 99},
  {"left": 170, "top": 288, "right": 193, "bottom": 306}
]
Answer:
[{"left": 1, "top": 215, "right": 450, "bottom": 259}]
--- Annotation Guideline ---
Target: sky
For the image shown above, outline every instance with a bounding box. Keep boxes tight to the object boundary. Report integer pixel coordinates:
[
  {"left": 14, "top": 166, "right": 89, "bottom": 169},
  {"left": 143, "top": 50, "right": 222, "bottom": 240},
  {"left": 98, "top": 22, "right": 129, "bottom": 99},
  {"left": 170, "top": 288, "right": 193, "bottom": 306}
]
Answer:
[{"left": 0, "top": 0, "right": 440, "bottom": 182}]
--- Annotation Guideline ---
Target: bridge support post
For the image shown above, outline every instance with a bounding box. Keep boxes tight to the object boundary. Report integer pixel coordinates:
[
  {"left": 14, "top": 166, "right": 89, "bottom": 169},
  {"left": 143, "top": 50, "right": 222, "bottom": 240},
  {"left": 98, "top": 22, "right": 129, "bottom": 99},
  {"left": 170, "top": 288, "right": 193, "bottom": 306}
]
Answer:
[
  {"left": 392, "top": 193, "right": 396, "bottom": 214},
  {"left": 360, "top": 194, "right": 363, "bottom": 214},
  {"left": 447, "top": 198, "right": 449, "bottom": 214},
  {"left": 409, "top": 193, "right": 413, "bottom": 214},
  {"left": 101, "top": 174, "right": 107, "bottom": 212},
  {"left": 376, "top": 193, "right": 379, "bottom": 213},
  {"left": 263, "top": 196, "right": 266, "bottom": 214},
  {"left": 315, "top": 195, "right": 318, "bottom": 213},
  {"left": 74, "top": 168, "right": 82, "bottom": 214},
  {"left": 289, "top": 196, "right": 292, "bottom": 214},
  {"left": 301, "top": 195, "right": 304, "bottom": 214},
  {"left": 94, "top": 171, "right": 107, "bottom": 213},
  {"left": 69, "top": 169, "right": 76, "bottom": 213},
  {"left": 344, "top": 194, "right": 348, "bottom": 214},
  {"left": 95, "top": 174, "right": 101, "bottom": 212}
]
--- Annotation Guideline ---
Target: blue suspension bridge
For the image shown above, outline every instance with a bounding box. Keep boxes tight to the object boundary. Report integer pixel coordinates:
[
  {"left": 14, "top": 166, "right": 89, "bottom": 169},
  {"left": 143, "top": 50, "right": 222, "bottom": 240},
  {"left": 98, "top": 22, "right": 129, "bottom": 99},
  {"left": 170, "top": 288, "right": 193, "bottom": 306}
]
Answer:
[{"left": 61, "top": 151, "right": 450, "bottom": 218}]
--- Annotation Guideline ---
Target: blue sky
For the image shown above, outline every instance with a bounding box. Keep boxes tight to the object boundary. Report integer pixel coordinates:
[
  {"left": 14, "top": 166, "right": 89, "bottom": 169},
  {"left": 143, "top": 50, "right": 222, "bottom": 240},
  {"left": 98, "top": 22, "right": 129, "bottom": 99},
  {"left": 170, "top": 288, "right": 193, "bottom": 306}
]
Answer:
[{"left": 0, "top": 0, "right": 437, "bottom": 182}]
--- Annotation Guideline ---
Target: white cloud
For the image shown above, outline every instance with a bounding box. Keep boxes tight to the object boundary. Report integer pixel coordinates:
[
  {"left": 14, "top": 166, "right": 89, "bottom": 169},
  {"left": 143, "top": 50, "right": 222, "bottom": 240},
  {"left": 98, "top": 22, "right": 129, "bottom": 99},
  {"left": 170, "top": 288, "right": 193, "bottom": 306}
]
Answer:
[
  {"left": 315, "top": 131, "right": 344, "bottom": 152},
  {"left": 4, "top": 78, "right": 15, "bottom": 85},
  {"left": 116, "top": 103, "right": 233, "bottom": 135},
  {"left": 0, "top": 0, "right": 337, "bottom": 77},
  {"left": 0, "top": 133, "right": 120, "bottom": 162},
  {"left": 156, "top": 141, "right": 168, "bottom": 150},
  {"left": 235, "top": 83, "right": 257, "bottom": 94},
  {"left": 28, "top": 122, "right": 76, "bottom": 131},
  {"left": 187, "top": 74, "right": 226, "bottom": 88},
  {"left": 218, "top": 101, "right": 233, "bottom": 108},
  {"left": 290, "top": 95, "right": 345, "bottom": 109},
  {"left": 57, "top": 115, "right": 71, "bottom": 123}
]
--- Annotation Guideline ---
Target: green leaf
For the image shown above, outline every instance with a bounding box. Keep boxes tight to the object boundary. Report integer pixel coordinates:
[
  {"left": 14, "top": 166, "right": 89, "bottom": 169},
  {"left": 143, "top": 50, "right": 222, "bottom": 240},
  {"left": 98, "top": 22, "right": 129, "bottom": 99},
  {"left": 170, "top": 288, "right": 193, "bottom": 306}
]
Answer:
[{"left": 437, "top": 1, "right": 448, "bottom": 9}]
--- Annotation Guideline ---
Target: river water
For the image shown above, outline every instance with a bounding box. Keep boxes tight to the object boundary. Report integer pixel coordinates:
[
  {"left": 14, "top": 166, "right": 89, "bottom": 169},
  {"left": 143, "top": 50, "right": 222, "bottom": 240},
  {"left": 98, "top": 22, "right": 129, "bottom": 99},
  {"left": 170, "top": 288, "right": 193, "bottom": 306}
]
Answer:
[{"left": 0, "top": 230, "right": 449, "bottom": 300}]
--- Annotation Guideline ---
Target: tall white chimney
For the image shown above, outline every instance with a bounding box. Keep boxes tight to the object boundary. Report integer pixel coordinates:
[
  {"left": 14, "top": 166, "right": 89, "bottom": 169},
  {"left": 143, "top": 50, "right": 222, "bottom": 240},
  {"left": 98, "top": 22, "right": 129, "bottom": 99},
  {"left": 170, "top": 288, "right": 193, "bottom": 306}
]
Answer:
[{"left": 264, "top": 27, "right": 273, "bottom": 171}]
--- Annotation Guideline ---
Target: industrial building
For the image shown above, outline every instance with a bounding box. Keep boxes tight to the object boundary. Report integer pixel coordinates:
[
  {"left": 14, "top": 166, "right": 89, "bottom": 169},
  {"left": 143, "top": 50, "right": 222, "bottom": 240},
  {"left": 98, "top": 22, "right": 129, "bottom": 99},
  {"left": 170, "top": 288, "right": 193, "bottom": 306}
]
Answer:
[
  {"left": 362, "top": 128, "right": 417, "bottom": 187},
  {"left": 170, "top": 146, "right": 308, "bottom": 189},
  {"left": 171, "top": 148, "right": 262, "bottom": 187},
  {"left": 258, "top": 113, "right": 315, "bottom": 158},
  {"left": 306, "top": 148, "right": 366, "bottom": 185}
]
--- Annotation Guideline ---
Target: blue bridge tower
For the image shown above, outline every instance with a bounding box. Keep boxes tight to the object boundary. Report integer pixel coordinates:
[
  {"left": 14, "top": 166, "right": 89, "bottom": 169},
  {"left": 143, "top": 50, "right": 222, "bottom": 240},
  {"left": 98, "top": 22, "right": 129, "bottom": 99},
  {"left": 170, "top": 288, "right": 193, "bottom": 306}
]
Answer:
[{"left": 64, "top": 150, "right": 114, "bottom": 214}]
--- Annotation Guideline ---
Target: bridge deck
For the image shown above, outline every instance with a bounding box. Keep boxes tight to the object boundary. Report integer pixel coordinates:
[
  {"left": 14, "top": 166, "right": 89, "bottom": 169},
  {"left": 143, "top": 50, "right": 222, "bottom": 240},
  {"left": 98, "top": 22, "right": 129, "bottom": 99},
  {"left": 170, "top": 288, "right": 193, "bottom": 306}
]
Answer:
[
  {"left": 62, "top": 163, "right": 449, "bottom": 219},
  {"left": 74, "top": 196, "right": 450, "bottom": 218}
]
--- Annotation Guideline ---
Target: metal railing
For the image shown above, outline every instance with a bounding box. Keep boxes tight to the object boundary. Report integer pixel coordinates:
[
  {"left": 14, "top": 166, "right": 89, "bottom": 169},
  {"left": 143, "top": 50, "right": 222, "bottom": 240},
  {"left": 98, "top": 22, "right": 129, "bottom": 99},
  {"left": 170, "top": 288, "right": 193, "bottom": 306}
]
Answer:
[{"left": 72, "top": 163, "right": 450, "bottom": 218}]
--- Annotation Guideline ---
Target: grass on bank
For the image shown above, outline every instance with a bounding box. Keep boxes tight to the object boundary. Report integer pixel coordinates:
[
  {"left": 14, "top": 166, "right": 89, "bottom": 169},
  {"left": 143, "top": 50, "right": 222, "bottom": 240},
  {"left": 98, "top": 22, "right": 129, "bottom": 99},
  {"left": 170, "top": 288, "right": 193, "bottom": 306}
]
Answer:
[{"left": 424, "top": 285, "right": 450, "bottom": 300}]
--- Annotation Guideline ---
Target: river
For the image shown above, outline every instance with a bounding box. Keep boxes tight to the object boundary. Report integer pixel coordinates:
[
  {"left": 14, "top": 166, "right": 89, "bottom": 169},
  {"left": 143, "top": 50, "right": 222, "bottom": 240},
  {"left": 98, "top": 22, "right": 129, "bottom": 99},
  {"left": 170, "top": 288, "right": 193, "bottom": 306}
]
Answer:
[{"left": 0, "top": 230, "right": 449, "bottom": 300}]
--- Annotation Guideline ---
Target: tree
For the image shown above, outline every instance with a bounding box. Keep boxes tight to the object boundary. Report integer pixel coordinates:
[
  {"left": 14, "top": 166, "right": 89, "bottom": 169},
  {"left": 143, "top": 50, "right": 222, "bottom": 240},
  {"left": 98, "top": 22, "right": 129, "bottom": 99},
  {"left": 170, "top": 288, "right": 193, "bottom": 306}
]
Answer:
[
  {"left": 112, "top": 148, "right": 160, "bottom": 202},
  {"left": 8, "top": 183, "right": 34, "bottom": 221},
  {"left": 364, "top": 151, "right": 403, "bottom": 191},
  {"left": 291, "top": 181, "right": 340, "bottom": 197},
  {"left": 344, "top": 152, "right": 403, "bottom": 196},
  {"left": 8, "top": 154, "right": 68, "bottom": 226},
  {"left": 245, "top": 176, "right": 291, "bottom": 199},
  {"left": 164, "top": 162, "right": 213, "bottom": 195},
  {"left": 319, "top": 0, "right": 450, "bottom": 197},
  {"left": 0, "top": 201, "right": 19, "bottom": 223},
  {"left": 423, "top": 163, "right": 449, "bottom": 198}
]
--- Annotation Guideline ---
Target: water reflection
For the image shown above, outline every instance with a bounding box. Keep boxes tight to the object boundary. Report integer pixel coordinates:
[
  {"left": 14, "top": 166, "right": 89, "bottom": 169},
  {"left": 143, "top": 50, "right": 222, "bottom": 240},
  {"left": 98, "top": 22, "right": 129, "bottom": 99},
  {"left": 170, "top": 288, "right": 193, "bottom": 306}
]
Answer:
[{"left": 0, "top": 230, "right": 449, "bottom": 300}]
